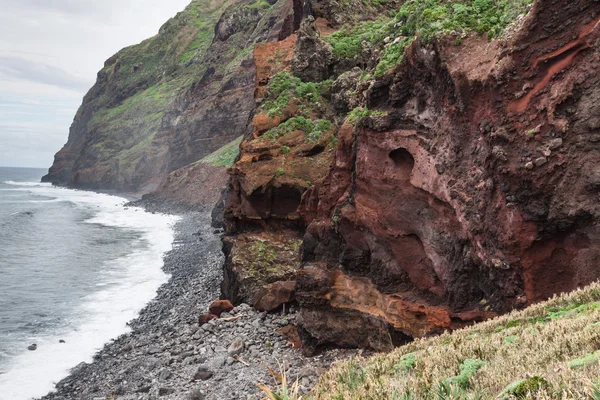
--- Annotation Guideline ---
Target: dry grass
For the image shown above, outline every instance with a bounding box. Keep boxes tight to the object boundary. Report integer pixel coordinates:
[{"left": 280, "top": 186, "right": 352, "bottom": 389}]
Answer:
[{"left": 311, "top": 282, "right": 600, "bottom": 399}]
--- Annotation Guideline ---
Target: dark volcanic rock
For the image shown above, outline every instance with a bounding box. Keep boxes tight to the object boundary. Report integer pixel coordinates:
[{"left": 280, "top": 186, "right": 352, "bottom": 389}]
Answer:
[
  {"left": 193, "top": 367, "right": 214, "bottom": 381},
  {"left": 292, "top": 16, "right": 333, "bottom": 82}
]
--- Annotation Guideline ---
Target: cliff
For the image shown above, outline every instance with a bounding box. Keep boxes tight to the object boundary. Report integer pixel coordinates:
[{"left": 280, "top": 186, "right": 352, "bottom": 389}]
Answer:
[
  {"left": 222, "top": 0, "right": 600, "bottom": 353},
  {"left": 43, "top": 0, "right": 301, "bottom": 194},
  {"left": 44, "top": 0, "right": 600, "bottom": 357}
]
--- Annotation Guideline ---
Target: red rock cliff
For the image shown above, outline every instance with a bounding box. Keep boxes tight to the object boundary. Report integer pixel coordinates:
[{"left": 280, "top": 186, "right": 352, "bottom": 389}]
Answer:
[
  {"left": 296, "top": 0, "right": 600, "bottom": 352},
  {"left": 222, "top": 0, "right": 600, "bottom": 353}
]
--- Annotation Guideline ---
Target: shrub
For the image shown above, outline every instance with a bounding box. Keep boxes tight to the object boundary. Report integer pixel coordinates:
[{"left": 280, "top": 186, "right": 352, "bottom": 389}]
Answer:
[
  {"left": 447, "top": 359, "right": 486, "bottom": 389},
  {"left": 392, "top": 352, "right": 417, "bottom": 373},
  {"left": 327, "top": 0, "right": 534, "bottom": 76},
  {"left": 347, "top": 107, "right": 372, "bottom": 124},
  {"left": 264, "top": 116, "right": 333, "bottom": 143},
  {"left": 261, "top": 72, "right": 331, "bottom": 117},
  {"left": 275, "top": 168, "right": 285, "bottom": 179}
]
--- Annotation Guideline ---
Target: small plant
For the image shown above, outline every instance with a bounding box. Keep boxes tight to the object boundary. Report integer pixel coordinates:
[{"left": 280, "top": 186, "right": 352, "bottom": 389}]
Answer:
[
  {"left": 275, "top": 168, "right": 285, "bottom": 179},
  {"left": 568, "top": 351, "right": 600, "bottom": 369},
  {"left": 261, "top": 72, "right": 330, "bottom": 117},
  {"left": 527, "top": 129, "right": 536, "bottom": 135},
  {"left": 264, "top": 116, "right": 333, "bottom": 143},
  {"left": 447, "top": 359, "right": 486, "bottom": 389},
  {"left": 337, "top": 363, "right": 366, "bottom": 391},
  {"left": 258, "top": 362, "right": 301, "bottom": 400},
  {"left": 392, "top": 352, "right": 417, "bottom": 373},
  {"left": 280, "top": 145, "right": 291, "bottom": 154},
  {"left": 502, "top": 376, "right": 550, "bottom": 398},
  {"left": 347, "top": 107, "right": 372, "bottom": 124},
  {"left": 504, "top": 335, "right": 517, "bottom": 344}
]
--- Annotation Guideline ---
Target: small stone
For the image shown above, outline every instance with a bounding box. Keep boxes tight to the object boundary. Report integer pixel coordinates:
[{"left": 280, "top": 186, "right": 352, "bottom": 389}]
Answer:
[
  {"left": 525, "top": 161, "right": 534, "bottom": 170},
  {"left": 492, "top": 146, "right": 508, "bottom": 162},
  {"left": 59, "top": 339, "right": 65, "bottom": 344},
  {"left": 541, "top": 148, "right": 552, "bottom": 157},
  {"left": 136, "top": 385, "right": 152, "bottom": 393},
  {"left": 210, "top": 355, "right": 226, "bottom": 368},
  {"left": 158, "top": 368, "right": 172, "bottom": 381},
  {"left": 278, "top": 319, "right": 289, "bottom": 327},
  {"left": 147, "top": 346, "right": 161, "bottom": 355},
  {"left": 214, "top": 346, "right": 227, "bottom": 353},
  {"left": 547, "top": 138, "right": 563, "bottom": 150},
  {"left": 193, "top": 367, "right": 213, "bottom": 381},
  {"left": 158, "top": 387, "right": 175, "bottom": 396},
  {"left": 226, "top": 356, "right": 236, "bottom": 365},
  {"left": 228, "top": 338, "right": 245, "bottom": 356},
  {"left": 534, "top": 157, "right": 547, "bottom": 167},
  {"left": 188, "top": 389, "right": 206, "bottom": 400},
  {"left": 298, "top": 366, "right": 317, "bottom": 379},
  {"left": 27, "top": 344, "right": 37, "bottom": 351}
]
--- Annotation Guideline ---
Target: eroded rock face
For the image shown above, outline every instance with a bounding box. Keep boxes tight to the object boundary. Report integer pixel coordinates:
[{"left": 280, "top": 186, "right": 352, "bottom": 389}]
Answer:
[
  {"left": 292, "top": 16, "right": 333, "bottom": 82},
  {"left": 221, "top": 232, "right": 302, "bottom": 304},
  {"left": 296, "top": 0, "right": 600, "bottom": 351}
]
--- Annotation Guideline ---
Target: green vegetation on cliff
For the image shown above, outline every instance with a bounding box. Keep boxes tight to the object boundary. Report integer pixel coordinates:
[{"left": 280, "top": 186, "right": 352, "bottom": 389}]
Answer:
[
  {"left": 261, "top": 72, "right": 332, "bottom": 117},
  {"left": 326, "top": 0, "right": 534, "bottom": 76},
  {"left": 312, "top": 281, "right": 600, "bottom": 399},
  {"left": 50, "top": 0, "right": 285, "bottom": 189},
  {"left": 200, "top": 135, "right": 244, "bottom": 168}
]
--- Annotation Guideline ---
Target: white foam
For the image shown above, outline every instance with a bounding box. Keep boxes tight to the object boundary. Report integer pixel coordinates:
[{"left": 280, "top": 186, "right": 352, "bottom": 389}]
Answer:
[
  {"left": 1, "top": 181, "right": 52, "bottom": 187},
  {"left": 0, "top": 186, "right": 179, "bottom": 400}
]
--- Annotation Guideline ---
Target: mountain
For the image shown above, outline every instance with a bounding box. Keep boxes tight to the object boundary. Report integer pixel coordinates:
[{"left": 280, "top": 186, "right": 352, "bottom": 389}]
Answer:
[{"left": 43, "top": 0, "right": 301, "bottom": 193}]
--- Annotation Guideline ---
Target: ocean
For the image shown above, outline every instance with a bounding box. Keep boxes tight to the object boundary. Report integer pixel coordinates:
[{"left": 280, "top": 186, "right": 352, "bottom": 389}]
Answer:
[{"left": 0, "top": 167, "right": 178, "bottom": 400}]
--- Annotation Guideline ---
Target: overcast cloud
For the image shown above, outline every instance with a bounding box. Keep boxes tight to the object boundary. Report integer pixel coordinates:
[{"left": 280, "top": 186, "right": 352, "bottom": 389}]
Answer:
[{"left": 0, "top": 0, "right": 191, "bottom": 168}]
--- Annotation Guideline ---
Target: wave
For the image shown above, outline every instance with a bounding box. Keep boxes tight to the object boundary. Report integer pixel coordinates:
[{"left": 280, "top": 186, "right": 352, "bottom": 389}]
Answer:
[
  {"left": 1, "top": 181, "right": 52, "bottom": 187},
  {"left": 0, "top": 186, "right": 179, "bottom": 400}
]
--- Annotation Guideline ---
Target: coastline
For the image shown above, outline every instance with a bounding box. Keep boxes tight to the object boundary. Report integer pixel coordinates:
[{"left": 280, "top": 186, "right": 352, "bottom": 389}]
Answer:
[{"left": 37, "top": 198, "right": 360, "bottom": 400}]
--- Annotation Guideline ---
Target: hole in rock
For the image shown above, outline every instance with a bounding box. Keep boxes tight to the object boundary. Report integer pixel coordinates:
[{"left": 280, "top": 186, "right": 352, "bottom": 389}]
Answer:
[
  {"left": 390, "top": 328, "right": 413, "bottom": 347},
  {"left": 271, "top": 184, "right": 302, "bottom": 215},
  {"left": 298, "top": 144, "right": 325, "bottom": 157},
  {"left": 254, "top": 153, "right": 273, "bottom": 162},
  {"left": 389, "top": 148, "right": 414, "bottom": 180}
]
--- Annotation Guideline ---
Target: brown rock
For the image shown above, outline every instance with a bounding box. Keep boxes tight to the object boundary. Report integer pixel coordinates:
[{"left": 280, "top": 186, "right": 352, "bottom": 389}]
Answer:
[
  {"left": 278, "top": 325, "right": 303, "bottom": 349},
  {"left": 253, "top": 281, "right": 296, "bottom": 312},
  {"left": 208, "top": 300, "right": 234, "bottom": 317},
  {"left": 198, "top": 313, "right": 218, "bottom": 326}
]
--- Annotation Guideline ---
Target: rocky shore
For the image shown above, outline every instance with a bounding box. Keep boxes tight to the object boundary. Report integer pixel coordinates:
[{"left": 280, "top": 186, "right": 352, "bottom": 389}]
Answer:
[{"left": 39, "top": 208, "right": 360, "bottom": 400}]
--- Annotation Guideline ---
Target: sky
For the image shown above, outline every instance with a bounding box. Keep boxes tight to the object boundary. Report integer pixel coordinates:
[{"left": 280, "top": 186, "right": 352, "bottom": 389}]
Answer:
[{"left": 0, "top": 0, "right": 191, "bottom": 168}]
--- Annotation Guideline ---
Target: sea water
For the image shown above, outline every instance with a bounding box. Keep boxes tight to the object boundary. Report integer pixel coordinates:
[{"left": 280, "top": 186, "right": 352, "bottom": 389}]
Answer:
[{"left": 0, "top": 167, "right": 178, "bottom": 399}]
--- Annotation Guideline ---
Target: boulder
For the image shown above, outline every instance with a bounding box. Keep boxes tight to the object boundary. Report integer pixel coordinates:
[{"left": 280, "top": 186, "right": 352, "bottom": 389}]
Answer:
[
  {"left": 208, "top": 300, "right": 234, "bottom": 316},
  {"left": 198, "top": 313, "right": 218, "bottom": 326},
  {"left": 253, "top": 281, "right": 296, "bottom": 312}
]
